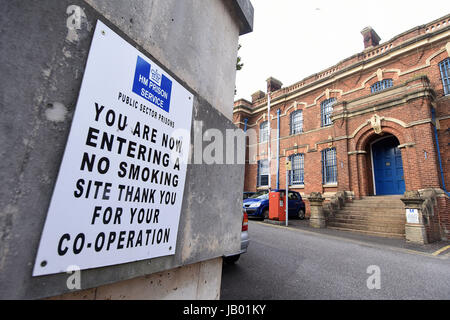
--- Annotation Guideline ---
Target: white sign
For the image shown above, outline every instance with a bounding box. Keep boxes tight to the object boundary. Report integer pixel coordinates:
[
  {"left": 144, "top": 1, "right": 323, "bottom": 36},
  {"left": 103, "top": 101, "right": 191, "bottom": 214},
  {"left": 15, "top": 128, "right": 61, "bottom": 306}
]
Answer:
[
  {"left": 33, "top": 20, "right": 193, "bottom": 276},
  {"left": 406, "top": 209, "right": 419, "bottom": 224}
]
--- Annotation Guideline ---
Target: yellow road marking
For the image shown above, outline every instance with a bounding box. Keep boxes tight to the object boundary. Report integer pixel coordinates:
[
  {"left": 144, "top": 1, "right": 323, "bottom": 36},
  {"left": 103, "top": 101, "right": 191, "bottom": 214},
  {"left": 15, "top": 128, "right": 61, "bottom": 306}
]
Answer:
[{"left": 432, "top": 245, "right": 450, "bottom": 256}]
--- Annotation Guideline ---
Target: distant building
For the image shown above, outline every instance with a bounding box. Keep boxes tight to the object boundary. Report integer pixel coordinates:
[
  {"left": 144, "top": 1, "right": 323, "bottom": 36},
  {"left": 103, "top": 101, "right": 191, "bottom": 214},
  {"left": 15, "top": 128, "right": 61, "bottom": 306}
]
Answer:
[{"left": 234, "top": 14, "right": 450, "bottom": 242}]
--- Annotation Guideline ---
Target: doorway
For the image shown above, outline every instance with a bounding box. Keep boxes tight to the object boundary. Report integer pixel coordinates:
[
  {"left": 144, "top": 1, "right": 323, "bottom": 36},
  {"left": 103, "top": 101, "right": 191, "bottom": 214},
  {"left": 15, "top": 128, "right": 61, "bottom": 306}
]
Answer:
[{"left": 371, "top": 136, "right": 405, "bottom": 195}]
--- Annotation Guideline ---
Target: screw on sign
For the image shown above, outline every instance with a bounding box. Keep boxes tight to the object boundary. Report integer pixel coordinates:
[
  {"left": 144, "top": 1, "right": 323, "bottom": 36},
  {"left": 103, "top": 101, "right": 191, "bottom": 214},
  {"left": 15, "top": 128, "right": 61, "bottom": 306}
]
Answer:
[{"left": 33, "top": 20, "right": 193, "bottom": 276}]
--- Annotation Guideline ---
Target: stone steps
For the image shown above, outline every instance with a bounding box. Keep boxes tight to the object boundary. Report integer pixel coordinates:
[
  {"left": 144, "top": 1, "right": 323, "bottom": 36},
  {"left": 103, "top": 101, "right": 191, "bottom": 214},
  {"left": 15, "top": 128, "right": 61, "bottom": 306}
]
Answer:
[
  {"left": 344, "top": 200, "right": 404, "bottom": 207},
  {"left": 330, "top": 216, "right": 405, "bottom": 224},
  {"left": 361, "top": 195, "right": 402, "bottom": 198},
  {"left": 333, "top": 209, "right": 405, "bottom": 216},
  {"left": 333, "top": 209, "right": 405, "bottom": 218},
  {"left": 343, "top": 204, "right": 404, "bottom": 209},
  {"left": 328, "top": 196, "right": 405, "bottom": 238},
  {"left": 335, "top": 209, "right": 404, "bottom": 216},
  {"left": 327, "top": 221, "right": 405, "bottom": 234},
  {"left": 327, "top": 226, "right": 405, "bottom": 239},
  {"left": 345, "top": 202, "right": 404, "bottom": 210}
]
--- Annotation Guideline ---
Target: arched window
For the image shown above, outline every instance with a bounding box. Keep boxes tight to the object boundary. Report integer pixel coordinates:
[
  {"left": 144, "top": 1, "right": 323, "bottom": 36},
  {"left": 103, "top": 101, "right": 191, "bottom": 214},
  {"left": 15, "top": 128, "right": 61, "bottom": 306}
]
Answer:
[
  {"left": 289, "top": 153, "right": 304, "bottom": 185},
  {"left": 321, "top": 98, "right": 336, "bottom": 127},
  {"left": 371, "top": 79, "right": 393, "bottom": 93},
  {"left": 259, "top": 121, "right": 268, "bottom": 143},
  {"left": 439, "top": 58, "right": 450, "bottom": 95},
  {"left": 290, "top": 110, "right": 303, "bottom": 135}
]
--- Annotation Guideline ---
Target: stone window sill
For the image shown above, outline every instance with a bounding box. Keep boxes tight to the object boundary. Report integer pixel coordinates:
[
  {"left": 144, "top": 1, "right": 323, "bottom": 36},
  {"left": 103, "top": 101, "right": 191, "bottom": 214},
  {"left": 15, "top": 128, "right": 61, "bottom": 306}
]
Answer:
[{"left": 323, "top": 183, "right": 338, "bottom": 188}]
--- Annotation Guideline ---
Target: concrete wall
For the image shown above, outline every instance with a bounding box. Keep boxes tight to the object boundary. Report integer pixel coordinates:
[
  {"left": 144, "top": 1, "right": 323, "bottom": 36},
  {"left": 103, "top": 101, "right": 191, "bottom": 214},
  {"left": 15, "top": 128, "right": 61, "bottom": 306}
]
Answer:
[
  {"left": 0, "top": 0, "right": 253, "bottom": 299},
  {"left": 48, "top": 258, "right": 223, "bottom": 300}
]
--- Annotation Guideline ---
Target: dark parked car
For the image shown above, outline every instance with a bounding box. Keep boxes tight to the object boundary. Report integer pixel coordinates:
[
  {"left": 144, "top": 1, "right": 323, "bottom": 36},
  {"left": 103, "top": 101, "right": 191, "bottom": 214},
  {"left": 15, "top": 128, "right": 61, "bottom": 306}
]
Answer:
[{"left": 243, "top": 189, "right": 305, "bottom": 220}]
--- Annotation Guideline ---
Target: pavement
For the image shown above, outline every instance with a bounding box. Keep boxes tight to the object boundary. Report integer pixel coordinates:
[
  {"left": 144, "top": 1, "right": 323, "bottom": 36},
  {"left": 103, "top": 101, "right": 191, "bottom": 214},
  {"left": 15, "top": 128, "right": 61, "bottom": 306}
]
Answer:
[{"left": 253, "top": 217, "right": 450, "bottom": 258}]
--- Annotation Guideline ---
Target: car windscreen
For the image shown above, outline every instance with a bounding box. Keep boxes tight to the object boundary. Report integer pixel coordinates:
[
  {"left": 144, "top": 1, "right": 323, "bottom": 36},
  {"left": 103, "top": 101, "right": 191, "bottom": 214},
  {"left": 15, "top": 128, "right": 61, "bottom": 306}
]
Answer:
[{"left": 249, "top": 191, "right": 268, "bottom": 199}]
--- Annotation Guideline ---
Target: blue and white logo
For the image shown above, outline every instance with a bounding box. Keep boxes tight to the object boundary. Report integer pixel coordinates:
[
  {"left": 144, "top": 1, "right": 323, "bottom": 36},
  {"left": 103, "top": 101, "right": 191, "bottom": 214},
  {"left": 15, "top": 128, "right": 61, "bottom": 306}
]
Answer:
[
  {"left": 132, "top": 56, "right": 172, "bottom": 112},
  {"left": 150, "top": 68, "right": 162, "bottom": 86}
]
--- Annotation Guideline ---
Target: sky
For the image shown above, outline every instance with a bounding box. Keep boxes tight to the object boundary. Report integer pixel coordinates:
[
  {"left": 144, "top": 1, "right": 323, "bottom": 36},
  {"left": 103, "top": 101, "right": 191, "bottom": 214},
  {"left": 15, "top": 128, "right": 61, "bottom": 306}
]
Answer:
[{"left": 235, "top": 0, "right": 450, "bottom": 101}]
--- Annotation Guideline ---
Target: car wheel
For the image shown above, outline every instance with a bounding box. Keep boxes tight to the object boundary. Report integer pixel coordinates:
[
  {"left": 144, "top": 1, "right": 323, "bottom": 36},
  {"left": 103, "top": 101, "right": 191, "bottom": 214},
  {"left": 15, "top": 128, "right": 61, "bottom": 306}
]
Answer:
[
  {"left": 224, "top": 254, "right": 240, "bottom": 264},
  {"left": 298, "top": 209, "right": 305, "bottom": 220},
  {"left": 263, "top": 208, "right": 269, "bottom": 220}
]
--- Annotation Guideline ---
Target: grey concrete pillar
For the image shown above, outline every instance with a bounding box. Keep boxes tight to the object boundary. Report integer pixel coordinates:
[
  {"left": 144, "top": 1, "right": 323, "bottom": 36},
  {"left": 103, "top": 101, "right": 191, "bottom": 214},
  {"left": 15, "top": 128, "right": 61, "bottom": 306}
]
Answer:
[
  {"left": 308, "top": 192, "right": 326, "bottom": 228},
  {"left": 401, "top": 191, "right": 428, "bottom": 244}
]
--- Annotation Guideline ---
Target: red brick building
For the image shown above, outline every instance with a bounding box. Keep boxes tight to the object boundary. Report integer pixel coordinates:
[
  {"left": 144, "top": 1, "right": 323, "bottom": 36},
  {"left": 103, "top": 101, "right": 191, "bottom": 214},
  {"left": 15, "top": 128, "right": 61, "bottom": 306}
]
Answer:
[{"left": 234, "top": 14, "right": 450, "bottom": 242}]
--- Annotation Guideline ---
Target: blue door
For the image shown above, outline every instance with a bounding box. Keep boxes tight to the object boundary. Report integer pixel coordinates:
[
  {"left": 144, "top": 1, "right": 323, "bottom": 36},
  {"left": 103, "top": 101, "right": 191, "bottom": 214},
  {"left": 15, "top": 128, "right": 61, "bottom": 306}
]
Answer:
[{"left": 372, "top": 137, "right": 405, "bottom": 195}]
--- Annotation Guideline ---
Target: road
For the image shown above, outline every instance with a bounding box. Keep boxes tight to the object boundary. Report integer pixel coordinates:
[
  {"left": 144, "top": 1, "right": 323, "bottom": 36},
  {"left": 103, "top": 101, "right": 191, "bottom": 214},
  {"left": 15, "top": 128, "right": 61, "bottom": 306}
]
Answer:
[{"left": 221, "top": 221, "right": 450, "bottom": 300}]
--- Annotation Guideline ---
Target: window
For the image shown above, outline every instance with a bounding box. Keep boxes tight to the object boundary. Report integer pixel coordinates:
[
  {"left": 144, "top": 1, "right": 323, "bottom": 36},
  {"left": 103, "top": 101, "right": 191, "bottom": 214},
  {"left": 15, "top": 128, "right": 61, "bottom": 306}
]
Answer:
[
  {"left": 257, "top": 159, "right": 269, "bottom": 187},
  {"left": 321, "top": 98, "right": 336, "bottom": 127},
  {"left": 290, "top": 110, "right": 303, "bottom": 135},
  {"left": 370, "top": 79, "right": 393, "bottom": 93},
  {"left": 439, "top": 58, "right": 450, "bottom": 95},
  {"left": 260, "top": 121, "right": 269, "bottom": 143},
  {"left": 321, "top": 148, "right": 337, "bottom": 184},
  {"left": 289, "top": 153, "right": 304, "bottom": 185}
]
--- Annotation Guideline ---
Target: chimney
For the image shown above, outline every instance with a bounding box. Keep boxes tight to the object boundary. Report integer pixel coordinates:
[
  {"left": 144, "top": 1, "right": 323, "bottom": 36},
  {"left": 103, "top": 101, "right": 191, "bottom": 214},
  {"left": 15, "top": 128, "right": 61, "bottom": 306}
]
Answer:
[
  {"left": 251, "top": 90, "right": 265, "bottom": 103},
  {"left": 361, "top": 27, "right": 381, "bottom": 49},
  {"left": 266, "top": 77, "right": 282, "bottom": 93}
]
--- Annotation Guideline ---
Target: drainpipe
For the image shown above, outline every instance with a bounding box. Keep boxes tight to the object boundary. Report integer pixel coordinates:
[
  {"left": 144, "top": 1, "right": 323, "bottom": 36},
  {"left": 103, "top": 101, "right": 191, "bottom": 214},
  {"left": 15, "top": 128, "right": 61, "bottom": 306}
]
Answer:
[
  {"left": 431, "top": 108, "right": 450, "bottom": 197},
  {"left": 267, "top": 94, "right": 271, "bottom": 190},
  {"left": 276, "top": 109, "right": 280, "bottom": 189}
]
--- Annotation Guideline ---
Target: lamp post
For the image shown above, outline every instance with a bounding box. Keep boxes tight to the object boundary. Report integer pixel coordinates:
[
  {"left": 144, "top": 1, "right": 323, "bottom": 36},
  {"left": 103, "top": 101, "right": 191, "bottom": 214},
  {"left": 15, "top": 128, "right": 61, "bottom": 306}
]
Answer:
[{"left": 285, "top": 160, "right": 291, "bottom": 227}]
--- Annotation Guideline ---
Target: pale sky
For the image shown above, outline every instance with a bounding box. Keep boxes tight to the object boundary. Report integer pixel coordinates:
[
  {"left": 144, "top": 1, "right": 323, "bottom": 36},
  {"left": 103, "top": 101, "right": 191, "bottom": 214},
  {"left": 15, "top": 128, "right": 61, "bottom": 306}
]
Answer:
[{"left": 235, "top": 0, "right": 450, "bottom": 101}]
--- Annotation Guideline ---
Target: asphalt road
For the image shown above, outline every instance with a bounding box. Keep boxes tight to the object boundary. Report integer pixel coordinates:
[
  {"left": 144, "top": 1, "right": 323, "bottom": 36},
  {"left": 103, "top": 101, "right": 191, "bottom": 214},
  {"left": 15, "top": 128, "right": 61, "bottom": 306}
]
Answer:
[{"left": 221, "top": 221, "right": 450, "bottom": 300}]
